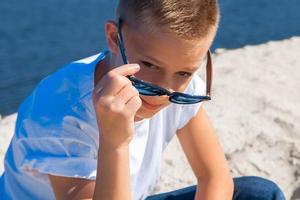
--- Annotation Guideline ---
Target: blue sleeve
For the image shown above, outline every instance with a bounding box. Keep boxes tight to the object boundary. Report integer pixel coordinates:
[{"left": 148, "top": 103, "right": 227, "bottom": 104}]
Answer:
[{"left": 13, "top": 62, "right": 99, "bottom": 180}]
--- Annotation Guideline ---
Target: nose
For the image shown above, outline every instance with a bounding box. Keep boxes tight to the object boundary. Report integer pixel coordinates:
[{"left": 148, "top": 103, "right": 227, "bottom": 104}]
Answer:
[{"left": 149, "top": 74, "right": 175, "bottom": 92}]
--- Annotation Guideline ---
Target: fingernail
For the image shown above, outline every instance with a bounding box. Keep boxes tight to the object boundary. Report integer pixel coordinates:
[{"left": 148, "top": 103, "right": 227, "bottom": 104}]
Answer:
[{"left": 131, "top": 64, "right": 140, "bottom": 68}]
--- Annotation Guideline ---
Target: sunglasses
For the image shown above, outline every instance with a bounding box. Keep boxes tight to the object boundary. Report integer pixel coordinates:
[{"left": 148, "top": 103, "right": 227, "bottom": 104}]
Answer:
[{"left": 117, "top": 18, "right": 213, "bottom": 104}]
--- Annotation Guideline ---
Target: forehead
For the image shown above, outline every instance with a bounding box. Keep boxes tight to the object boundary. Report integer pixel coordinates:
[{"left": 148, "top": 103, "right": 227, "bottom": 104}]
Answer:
[{"left": 122, "top": 22, "right": 214, "bottom": 69}]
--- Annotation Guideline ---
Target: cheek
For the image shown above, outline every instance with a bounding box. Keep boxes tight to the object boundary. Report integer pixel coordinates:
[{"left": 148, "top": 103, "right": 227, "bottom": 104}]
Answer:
[
  {"left": 134, "top": 67, "right": 160, "bottom": 82},
  {"left": 136, "top": 102, "right": 170, "bottom": 119},
  {"left": 175, "top": 79, "right": 192, "bottom": 92}
]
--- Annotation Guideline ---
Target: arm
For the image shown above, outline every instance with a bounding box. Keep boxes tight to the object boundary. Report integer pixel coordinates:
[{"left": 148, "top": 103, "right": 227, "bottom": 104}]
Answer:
[
  {"left": 49, "top": 145, "right": 131, "bottom": 200},
  {"left": 93, "top": 145, "right": 131, "bottom": 200},
  {"left": 49, "top": 175, "right": 95, "bottom": 200},
  {"left": 176, "top": 106, "right": 234, "bottom": 200},
  {"left": 50, "top": 64, "right": 141, "bottom": 200}
]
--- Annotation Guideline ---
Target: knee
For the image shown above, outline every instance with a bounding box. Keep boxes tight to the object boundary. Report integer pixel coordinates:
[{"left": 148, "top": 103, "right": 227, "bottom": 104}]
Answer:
[{"left": 233, "top": 176, "right": 286, "bottom": 200}]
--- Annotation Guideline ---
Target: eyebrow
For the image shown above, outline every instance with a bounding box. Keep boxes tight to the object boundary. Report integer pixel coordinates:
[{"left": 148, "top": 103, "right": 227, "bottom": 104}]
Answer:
[
  {"left": 144, "top": 54, "right": 201, "bottom": 72},
  {"left": 181, "top": 65, "right": 200, "bottom": 72},
  {"left": 144, "top": 54, "right": 165, "bottom": 66}
]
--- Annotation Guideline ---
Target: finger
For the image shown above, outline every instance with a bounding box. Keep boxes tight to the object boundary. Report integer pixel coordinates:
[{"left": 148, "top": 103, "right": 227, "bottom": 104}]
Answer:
[
  {"left": 115, "top": 84, "right": 139, "bottom": 104},
  {"left": 110, "top": 64, "right": 140, "bottom": 77},
  {"left": 94, "top": 74, "right": 129, "bottom": 99},
  {"left": 103, "top": 75, "right": 133, "bottom": 97},
  {"left": 125, "top": 96, "right": 142, "bottom": 117},
  {"left": 93, "top": 82, "right": 105, "bottom": 100},
  {"left": 94, "top": 64, "right": 139, "bottom": 97}
]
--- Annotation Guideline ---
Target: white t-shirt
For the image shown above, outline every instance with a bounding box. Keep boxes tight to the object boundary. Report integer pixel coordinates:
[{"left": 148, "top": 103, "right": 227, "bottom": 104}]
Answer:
[{"left": 0, "top": 50, "right": 206, "bottom": 200}]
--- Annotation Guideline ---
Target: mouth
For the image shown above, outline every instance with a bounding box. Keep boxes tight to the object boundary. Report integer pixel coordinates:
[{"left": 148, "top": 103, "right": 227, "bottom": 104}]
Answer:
[{"left": 140, "top": 98, "right": 164, "bottom": 111}]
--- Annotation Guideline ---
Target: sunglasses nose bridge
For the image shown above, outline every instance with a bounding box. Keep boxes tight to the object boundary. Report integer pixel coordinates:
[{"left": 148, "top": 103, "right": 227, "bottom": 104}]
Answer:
[
  {"left": 151, "top": 78, "right": 175, "bottom": 96},
  {"left": 133, "top": 77, "right": 175, "bottom": 96},
  {"left": 167, "top": 88, "right": 175, "bottom": 93}
]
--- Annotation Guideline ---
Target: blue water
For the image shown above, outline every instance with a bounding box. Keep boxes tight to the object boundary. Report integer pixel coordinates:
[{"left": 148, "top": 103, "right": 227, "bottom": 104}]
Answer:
[{"left": 0, "top": 0, "right": 299, "bottom": 116}]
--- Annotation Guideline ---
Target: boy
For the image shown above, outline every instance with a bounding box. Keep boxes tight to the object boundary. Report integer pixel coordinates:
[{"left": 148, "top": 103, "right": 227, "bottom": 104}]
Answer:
[{"left": 0, "top": 0, "right": 285, "bottom": 199}]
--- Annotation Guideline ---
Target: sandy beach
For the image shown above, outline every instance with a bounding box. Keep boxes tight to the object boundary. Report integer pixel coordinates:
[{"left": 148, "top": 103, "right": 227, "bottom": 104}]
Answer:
[
  {"left": 154, "top": 37, "right": 300, "bottom": 200},
  {"left": 1, "top": 37, "right": 299, "bottom": 199},
  {"left": 1, "top": 0, "right": 300, "bottom": 199}
]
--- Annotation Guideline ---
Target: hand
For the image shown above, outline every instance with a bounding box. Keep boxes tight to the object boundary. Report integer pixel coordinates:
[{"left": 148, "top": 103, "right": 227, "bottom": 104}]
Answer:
[{"left": 93, "top": 64, "right": 142, "bottom": 151}]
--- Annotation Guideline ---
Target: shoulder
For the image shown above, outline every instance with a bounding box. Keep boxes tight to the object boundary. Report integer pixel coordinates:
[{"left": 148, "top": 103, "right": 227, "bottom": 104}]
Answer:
[
  {"left": 160, "top": 74, "right": 206, "bottom": 141},
  {"left": 184, "top": 74, "right": 206, "bottom": 95},
  {"left": 15, "top": 51, "right": 108, "bottom": 137},
  {"left": 168, "top": 73, "right": 206, "bottom": 114},
  {"left": 20, "top": 51, "right": 107, "bottom": 110}
]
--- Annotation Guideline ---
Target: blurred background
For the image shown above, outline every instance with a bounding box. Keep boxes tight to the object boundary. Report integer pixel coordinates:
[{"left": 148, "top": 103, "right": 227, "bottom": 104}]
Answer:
[
  {"left": 1, "top": 0, "right": 300, "bottom": 199},
  {"left": 1, "top": 0, "right": 300, "bottom": 116}
]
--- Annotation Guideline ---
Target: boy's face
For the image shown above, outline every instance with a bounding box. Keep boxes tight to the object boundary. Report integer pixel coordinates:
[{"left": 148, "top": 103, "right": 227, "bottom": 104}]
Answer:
[{"left": 106, "top": 20, "right": 215, "bottom": 121}]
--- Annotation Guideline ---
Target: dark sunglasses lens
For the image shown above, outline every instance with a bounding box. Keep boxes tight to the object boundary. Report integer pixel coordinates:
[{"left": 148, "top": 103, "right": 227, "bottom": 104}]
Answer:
[
  {"left": 170, "top": 93, "right": 207, "bottom": 104},
  {"left": 171, "top": 97, "right": 201, "bottom": 104},
  {"left": 132, "top": 82, "right": 165, "bottom": 96}
]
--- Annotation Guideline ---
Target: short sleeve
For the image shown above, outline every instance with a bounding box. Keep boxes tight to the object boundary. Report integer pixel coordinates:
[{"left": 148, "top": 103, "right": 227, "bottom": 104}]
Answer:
[
  {"left": 12, "top": 60, "right": 99, "bottom": 180},
  {"left": 175, "top": 74, "right": 206, "bottom": 130},
  {"left": 16, "top": 115, "right": 98, "bottom": 180}
]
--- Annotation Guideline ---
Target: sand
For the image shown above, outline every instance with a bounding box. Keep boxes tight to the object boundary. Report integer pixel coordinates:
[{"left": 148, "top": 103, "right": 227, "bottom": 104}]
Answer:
[
  {"left": 154, "top": 37, "right": 300, "bottom": 200},
  {"left": 1, "top": 37, "right": 299, "bottom": 199},
  {"left": 0, "top": 114, "right": 17, "bottom": 175}
]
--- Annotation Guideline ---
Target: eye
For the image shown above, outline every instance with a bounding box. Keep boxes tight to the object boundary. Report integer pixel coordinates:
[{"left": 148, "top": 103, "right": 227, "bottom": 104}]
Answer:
[
  {"left": 141, "top": 61, "right": 158, "bottom": 70},
  {"left": 177, "top": 71, "right": 192, "bottom": 77}
]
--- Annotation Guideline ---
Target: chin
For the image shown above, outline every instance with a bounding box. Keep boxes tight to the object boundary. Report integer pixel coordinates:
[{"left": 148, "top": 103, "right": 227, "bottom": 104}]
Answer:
[
  {"left": 135, "top": 107, "right": 158, "bottom": 119},
  {"left": 135, "top": 104, "right": 167, "bottom": 120},
  {"left": 135, "top": 96, "right": 171, "bottom": 120}
]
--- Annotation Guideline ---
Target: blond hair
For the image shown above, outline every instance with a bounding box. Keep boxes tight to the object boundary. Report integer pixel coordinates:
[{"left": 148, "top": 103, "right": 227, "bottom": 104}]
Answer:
[{"left": 117, "top": 0, "right": 220, "bottom": 40}]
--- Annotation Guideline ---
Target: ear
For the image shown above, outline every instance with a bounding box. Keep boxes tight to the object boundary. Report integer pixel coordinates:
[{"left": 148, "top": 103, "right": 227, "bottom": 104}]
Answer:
[{"left": 105, "top": 20, "right": 119, "bottom": 54}]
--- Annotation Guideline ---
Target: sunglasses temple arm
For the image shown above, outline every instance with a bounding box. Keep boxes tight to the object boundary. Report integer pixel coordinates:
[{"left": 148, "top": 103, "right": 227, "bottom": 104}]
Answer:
[
  {"left": 119, "top": 41, "right": 133, "bottom": 79},
  {"left": 117, "top": 20, "right": 129, "bottom": 65},
  {"left": 206, "top": 50, "right": 212, "bottom": 97},
  {"left": 118, "top": 19, "right": 134, "bottom": 81}
]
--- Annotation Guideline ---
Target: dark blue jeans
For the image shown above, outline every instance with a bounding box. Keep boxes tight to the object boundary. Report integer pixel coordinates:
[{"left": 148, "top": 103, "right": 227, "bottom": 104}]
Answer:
[{"left": 146, "top": 176, "right": 286, "bottom": 200}]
